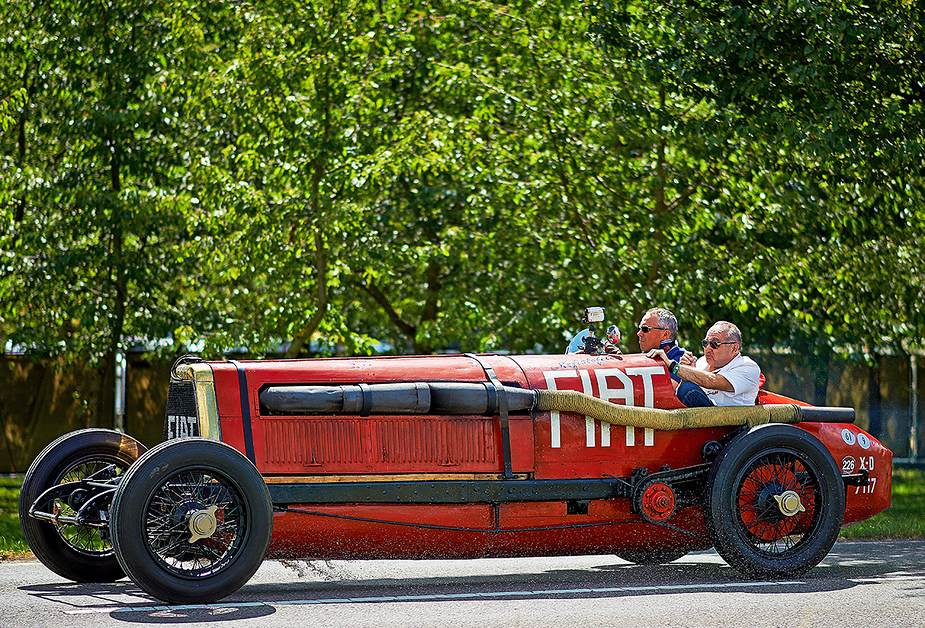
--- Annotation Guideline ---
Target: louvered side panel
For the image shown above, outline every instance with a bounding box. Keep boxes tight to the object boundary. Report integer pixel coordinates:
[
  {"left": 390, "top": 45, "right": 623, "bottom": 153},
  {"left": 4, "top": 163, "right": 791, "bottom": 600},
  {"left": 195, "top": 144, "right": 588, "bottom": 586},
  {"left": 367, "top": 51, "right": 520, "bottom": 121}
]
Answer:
[
  {"left": 262, "top": 417, "right": 364, "bottom": 471},
  {"left": 371, "top": 418, "right": 497, "bottom": 468},
  {"left": 259, "top": 416, "right": 501, "bottom": 473}
]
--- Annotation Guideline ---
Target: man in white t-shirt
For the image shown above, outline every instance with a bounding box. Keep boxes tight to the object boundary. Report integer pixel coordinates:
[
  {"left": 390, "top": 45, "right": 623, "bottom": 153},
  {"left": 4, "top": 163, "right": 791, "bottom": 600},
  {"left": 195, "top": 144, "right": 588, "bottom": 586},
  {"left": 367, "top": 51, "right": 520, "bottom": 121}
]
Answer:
[{"left": 646, "top": 321, "right": 761, "bottom": 407}]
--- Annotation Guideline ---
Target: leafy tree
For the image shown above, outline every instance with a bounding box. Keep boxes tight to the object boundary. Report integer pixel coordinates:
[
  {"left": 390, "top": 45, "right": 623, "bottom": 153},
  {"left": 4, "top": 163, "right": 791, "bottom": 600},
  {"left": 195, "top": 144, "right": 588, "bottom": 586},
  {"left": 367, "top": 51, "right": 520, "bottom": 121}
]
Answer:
[
  {"left": 588, "top": 0, "right": 924, "bottom": 351},
  {"left": 2, "top": 0, "right": 922, "bottom": 398},
  {"left": 1, "top": 0, "right": 206, "bottom": 425}
]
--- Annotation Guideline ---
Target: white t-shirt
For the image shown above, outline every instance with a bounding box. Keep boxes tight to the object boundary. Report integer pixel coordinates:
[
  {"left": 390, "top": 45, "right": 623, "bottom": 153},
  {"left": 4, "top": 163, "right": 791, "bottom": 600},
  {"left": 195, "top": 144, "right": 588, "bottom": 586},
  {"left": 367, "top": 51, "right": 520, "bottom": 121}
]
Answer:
[{"left": 694, "top": 354, "right": 761, "bottom": 406}]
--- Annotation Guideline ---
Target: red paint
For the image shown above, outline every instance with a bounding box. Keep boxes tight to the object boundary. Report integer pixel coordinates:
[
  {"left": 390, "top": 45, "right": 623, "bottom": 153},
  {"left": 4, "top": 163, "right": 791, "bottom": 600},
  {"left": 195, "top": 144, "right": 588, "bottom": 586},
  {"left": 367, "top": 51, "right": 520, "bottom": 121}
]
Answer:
[
  {"left": 641, "top": 483, "right": 676, "bottom": 522},
  {"left": 266, "top": 502, "right": 713, "bottom": 560},
  {"left": 201, "top": 352, "right": 890, "bottom": 560}
]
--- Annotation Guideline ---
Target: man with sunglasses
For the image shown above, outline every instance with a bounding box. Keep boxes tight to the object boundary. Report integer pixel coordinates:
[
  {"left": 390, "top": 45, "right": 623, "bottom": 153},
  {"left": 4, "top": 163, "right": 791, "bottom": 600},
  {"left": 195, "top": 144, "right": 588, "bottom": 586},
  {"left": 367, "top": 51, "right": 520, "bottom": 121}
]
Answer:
[
  {"left": 647, "top": 321, "right": 761, "bottom": 406},
  {"left": 636, "top": 308, "right": 696, "bottom": 379}
]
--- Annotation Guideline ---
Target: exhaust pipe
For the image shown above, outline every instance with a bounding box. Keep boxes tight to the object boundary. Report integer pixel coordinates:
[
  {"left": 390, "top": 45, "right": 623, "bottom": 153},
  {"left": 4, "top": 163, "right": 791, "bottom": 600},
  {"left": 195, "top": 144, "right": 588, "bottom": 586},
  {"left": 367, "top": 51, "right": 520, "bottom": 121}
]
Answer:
[
  {"left": 259, "top": 383, "right": 855, "bottom": 427},
  {"left": 260, "top": 382, "right": 537, "bottom": 417}
]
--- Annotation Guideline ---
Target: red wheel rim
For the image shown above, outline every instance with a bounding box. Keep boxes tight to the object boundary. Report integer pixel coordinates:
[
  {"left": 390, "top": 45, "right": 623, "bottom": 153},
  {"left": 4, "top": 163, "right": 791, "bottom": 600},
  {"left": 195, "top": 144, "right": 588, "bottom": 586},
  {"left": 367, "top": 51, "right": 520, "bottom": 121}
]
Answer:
[{"left": 737, "top": 454, "right": 816, "bottom": 544}]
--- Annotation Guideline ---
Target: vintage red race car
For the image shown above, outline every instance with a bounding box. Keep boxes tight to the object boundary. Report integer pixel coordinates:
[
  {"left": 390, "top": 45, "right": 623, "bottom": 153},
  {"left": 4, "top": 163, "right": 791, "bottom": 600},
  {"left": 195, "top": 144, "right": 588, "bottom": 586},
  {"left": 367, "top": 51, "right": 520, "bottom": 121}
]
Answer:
[{"left": 20, "top": 323, "right": 891, "bottom": 604}]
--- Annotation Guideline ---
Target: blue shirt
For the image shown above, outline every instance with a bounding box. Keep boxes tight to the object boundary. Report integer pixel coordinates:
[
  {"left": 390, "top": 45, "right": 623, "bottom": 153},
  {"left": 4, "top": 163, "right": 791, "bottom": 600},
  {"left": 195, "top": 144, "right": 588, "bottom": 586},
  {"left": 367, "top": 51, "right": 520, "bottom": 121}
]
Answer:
[{"left": 661, "top": 340, "right": 687, "bottom": 383}]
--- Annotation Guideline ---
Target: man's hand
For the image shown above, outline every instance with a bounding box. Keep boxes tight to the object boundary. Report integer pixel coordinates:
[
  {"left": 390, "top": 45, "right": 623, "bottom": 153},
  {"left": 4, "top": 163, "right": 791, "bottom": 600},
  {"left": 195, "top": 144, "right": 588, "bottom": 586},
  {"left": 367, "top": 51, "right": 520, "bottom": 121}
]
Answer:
[
  {"left": 679, "top": 350, "right": 696, "bottom": 366},
  {"left": 646, "top": 348, "right": 669, "bottom": 365}
]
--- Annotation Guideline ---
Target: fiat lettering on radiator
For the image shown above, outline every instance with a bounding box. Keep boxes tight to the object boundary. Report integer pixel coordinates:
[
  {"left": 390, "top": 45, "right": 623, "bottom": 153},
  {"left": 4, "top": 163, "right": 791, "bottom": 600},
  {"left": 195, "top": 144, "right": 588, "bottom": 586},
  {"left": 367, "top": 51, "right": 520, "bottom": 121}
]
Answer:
[{"left": 166, "top": 415, "right": 198, "bottom": 439}]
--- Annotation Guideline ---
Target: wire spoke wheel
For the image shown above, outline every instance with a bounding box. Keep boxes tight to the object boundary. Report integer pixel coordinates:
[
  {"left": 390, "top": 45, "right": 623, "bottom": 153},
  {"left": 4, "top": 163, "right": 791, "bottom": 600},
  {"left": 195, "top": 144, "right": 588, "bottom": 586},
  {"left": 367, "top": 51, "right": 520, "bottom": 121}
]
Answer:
[
  {"left": 111, "top": 438, "right": 272, "bottom": 605},
  {"left": 705, "top": 425, "right": 844, "bottom": 578},
  {"left": 52, "top": 458, "right": 129, "bottom": 557},
  {"left": 143, "top": 469, "right": 247, "bottom": 578},
  {"left": 19, "top": 429, "right": 146, "bottom": 583},
  {"left": 734, "top": 452, "right": 819, "bottom": 555}
]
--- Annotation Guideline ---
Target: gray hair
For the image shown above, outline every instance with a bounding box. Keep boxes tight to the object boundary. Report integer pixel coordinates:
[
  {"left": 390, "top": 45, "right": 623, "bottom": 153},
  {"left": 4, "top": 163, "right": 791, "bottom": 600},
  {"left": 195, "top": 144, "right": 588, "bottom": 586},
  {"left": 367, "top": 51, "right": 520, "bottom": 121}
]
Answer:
[
  {"left": 708, "top": 321, "right": 742, "bottom": 346},
  {"left": 645, "top": 307, "right": 678, "bottom": 341}
]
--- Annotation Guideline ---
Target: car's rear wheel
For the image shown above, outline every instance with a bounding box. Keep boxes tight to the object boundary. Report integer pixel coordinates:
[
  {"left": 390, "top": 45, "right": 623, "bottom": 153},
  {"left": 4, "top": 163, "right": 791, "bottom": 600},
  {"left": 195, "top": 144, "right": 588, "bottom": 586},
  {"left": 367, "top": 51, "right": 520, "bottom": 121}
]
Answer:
[
  {"left": 110, "top": 438, "right": 272, "bottom": 604},
  {"left": 19, "top": 429, "right": 146, "bottom": 582},
  {"left": 705, "top": 424, "right": 845, "bottom": 578}
]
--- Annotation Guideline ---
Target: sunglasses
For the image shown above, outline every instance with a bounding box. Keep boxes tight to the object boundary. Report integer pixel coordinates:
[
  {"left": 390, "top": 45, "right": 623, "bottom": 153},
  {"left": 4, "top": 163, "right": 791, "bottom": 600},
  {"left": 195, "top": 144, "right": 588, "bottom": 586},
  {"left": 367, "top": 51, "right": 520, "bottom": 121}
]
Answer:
[
  {"left": 638, "top": 325, "right": 667, "bottom": 333},
  {"left": 701, "top": 339, "right": 736, "bottom": 349}
]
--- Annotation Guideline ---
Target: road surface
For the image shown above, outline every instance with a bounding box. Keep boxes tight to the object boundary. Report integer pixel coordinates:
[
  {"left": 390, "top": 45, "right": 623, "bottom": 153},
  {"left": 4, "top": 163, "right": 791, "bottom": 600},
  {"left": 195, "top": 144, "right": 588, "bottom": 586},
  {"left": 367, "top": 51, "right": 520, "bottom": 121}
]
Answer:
[{"left": 2, "top": 540, "right": 924, "bottom": 627}]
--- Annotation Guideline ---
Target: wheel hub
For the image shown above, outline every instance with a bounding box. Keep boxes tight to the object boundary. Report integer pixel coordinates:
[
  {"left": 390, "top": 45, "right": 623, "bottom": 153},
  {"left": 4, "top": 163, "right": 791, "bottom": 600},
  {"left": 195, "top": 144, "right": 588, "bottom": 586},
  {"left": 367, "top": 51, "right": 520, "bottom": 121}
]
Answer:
[
  {"left": 67, "top": 488, "right": 89, "bottom": 510},
  {"left": 188, "top": 505, "right": 219, "bottom": 543},
  {"left": 640, "top": 482, "right": 676, "bottom": 522},
  {"left": 773, "top": 490, "right": 806, "bottom": 517},
  {"left": 755, "top": 483, "right": 788, "bottom": 524}
]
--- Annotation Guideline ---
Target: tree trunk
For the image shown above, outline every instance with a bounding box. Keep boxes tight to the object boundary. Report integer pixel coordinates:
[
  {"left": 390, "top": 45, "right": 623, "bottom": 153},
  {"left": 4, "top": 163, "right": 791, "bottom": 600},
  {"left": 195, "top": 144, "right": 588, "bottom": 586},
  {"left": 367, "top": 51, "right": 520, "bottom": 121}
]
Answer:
[
  {"left": 286, "top": 70, "right": 331, "bottom": 358},
  {"left": 286, "top": 225, "right": 328, "bottom": 358},
  {"left": 867, "top": 355, "right": 882, "bottom": 438},
  {"left": 96, "top": 127, "right": 125, "bottom": 429},
  {"left": 811, "top": 350, "right": 831, "bottom": 407}
]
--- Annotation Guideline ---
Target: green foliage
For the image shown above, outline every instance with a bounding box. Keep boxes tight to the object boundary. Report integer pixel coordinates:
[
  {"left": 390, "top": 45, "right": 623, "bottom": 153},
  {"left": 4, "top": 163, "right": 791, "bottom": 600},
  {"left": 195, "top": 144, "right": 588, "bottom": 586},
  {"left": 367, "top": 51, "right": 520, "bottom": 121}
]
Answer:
[
  {"left": 1, "top": 0, "right": 923, "bottom": 365},
  {"left": 0, "top": 88, "right": 25, "bottom": 133},
  {"left": 1, "top": 0, "right": 205, "bottom": 365},
  {"left": 588, "top": 0, "right": 925, "bottom": 357}
]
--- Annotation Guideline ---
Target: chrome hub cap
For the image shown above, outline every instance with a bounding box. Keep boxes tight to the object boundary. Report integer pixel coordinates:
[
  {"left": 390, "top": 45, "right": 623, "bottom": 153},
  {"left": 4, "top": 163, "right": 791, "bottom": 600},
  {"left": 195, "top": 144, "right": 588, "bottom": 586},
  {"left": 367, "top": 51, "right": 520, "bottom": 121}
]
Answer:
[
  {"left": 773, "top": 490, "right": 806, "bottom": 517},
  {"left": 188, "top": 505, "right": 219, "bottom": 542}
]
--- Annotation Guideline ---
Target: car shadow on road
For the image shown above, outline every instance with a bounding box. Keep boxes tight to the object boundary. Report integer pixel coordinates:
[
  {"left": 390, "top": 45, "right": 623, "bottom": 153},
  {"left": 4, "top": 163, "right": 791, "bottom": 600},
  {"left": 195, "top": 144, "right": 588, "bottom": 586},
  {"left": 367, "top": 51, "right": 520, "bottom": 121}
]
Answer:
[
  {"left": 18, "top": 579, "right": 278, "bottom": 623},
  {"left": 19, "top": 541, "right": 925, "bottom": 625}
]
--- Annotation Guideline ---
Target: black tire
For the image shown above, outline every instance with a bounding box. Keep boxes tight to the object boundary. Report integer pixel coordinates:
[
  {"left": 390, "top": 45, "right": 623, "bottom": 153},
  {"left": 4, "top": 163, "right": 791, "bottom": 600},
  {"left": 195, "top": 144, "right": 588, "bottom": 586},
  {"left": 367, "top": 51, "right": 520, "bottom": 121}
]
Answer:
[
  {"left": 704, "top": 424, "right": 845, "bottom": 578},
  {"left": 19, "top": 429, "right": 147, "bottom": 582},
  {"left": 615, "top": 548, "right": 688, "bottom": 565},
  {"left": 109, "top": 438, "right": 272, "bottom": 604}
]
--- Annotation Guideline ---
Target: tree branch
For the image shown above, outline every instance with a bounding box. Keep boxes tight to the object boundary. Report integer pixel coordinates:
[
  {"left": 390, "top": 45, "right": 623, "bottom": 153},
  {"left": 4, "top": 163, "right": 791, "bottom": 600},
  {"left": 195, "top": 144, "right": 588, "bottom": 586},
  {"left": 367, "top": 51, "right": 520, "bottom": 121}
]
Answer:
[{"left": 360, "top": 280, "right": 416, "bottom": 338}]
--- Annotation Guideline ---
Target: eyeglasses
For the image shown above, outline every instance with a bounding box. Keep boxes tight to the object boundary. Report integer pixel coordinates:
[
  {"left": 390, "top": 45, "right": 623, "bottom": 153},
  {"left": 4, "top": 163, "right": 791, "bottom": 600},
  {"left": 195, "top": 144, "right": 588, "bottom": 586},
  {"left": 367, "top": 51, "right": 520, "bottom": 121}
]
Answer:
[
  {"left": 701, "top": 339, "right": 737, "bottom": 349},
  {"left": 638, "top": 325, "right": 667, "bottom": 333}
]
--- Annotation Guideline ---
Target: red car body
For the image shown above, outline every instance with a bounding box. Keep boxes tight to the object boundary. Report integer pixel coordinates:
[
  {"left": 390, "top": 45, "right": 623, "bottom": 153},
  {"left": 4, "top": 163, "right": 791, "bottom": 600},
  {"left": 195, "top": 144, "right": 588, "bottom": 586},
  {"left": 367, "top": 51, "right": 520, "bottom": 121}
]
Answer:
[{"left": 194, "top": 353, "right": 890, "bottom": 561}]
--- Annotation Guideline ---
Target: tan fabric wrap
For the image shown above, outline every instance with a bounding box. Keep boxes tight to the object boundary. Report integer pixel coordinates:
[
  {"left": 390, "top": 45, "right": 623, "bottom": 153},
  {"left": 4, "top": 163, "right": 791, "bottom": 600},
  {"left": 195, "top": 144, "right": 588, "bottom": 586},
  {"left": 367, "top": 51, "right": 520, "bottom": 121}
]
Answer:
[{"left": 534, "top": 389, "right": 801, "bottom": 430}]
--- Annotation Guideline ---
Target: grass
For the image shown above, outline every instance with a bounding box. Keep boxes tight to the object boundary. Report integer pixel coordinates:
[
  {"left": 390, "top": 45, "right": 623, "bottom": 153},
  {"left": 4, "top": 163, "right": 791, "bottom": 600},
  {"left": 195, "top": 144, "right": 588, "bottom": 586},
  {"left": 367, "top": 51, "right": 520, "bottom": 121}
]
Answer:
[
  {"left": 0, "top": 476, "right": 30, "bottom": 559},
  {"left": 1, "top": 468, "right": 923, "bottom": 559},
  {"left": 839, "top": 467, "right": 925, "bottom": 539}
]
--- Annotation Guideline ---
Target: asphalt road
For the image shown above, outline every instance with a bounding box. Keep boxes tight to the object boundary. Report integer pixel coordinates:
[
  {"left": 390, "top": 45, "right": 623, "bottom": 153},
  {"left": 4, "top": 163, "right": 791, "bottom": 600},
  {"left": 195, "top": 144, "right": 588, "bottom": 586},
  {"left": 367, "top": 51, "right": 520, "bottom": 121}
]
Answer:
[{"left": 2, "top": 540, "right": 924, "bottom": 627}]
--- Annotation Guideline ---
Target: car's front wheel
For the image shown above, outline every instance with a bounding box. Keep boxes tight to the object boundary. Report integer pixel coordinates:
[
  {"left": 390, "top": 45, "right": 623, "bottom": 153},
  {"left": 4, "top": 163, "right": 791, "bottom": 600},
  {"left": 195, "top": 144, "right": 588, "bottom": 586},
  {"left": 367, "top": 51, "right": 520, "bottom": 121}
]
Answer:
[
  {"left": 109, "top": 438, "right": 272, "bottom": 604},
  {"left": 19, "top": 429, "right": 146, "bottom": 582}
]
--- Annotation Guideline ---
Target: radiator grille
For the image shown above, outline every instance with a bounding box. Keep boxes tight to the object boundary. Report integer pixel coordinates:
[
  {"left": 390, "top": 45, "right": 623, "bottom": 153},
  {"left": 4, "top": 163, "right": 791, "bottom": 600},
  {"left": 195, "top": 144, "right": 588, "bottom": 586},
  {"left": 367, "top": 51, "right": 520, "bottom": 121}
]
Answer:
[{"left": 164, "top": 380, "right": 199, "bottom": 440}]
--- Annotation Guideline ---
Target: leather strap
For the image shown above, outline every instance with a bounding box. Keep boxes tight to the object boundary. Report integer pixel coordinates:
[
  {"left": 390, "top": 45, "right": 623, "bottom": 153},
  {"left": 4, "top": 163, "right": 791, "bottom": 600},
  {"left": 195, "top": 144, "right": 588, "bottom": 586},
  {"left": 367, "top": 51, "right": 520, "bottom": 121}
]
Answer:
[
  {"left": 228, "top": 360, "right": 257, "bottom": 464},
  {"left": 465, "top": 353, "right": 514, "bottom": 478},
  {"left": 358, "top": 382, "right": 372, "bottom": 416}
]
